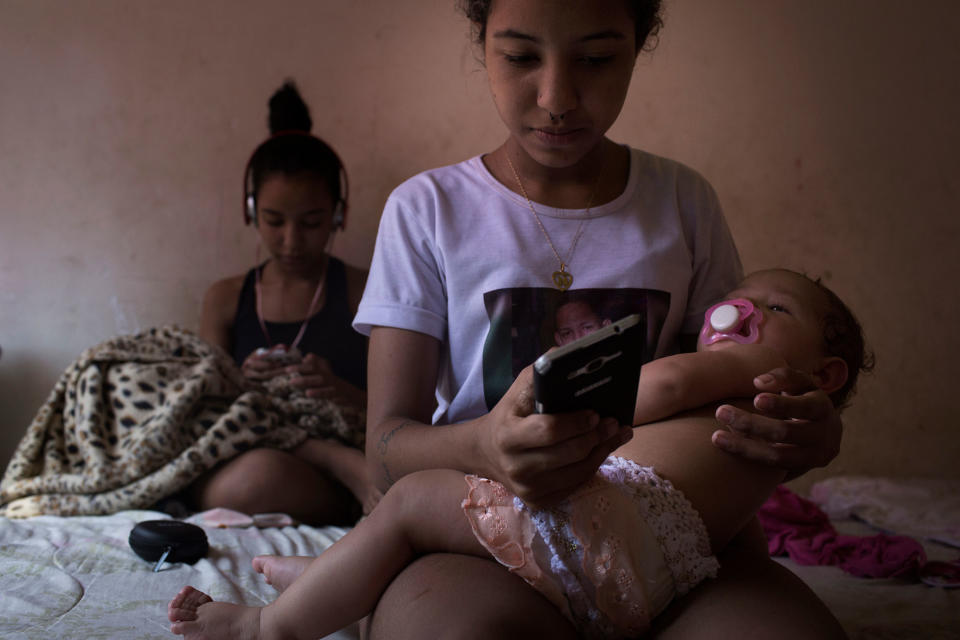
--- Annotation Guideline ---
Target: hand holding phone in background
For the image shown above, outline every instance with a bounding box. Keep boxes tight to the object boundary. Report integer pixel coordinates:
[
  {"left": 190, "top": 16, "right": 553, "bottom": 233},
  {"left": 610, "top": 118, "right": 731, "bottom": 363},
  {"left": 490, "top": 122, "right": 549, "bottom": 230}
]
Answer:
[
  {"left": 239, "top": 344, "right": 302, "bottom": 381},
  {"left": 254, "top": 345, "right": 303, "bottom": 365}
]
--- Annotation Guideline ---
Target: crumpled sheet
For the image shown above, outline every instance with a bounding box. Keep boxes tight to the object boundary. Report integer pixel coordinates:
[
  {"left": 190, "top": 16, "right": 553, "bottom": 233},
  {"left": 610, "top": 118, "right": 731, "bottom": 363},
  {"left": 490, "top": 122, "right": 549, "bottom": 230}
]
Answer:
[
  {"left": 0, "top": 508, "right": 358, "bottom": 640},
  {"left": 759, "top": 485, "right": 927, "bottom": 579},
  {"left": 810, "top": 475, "right": 960, "bottom": 548}
]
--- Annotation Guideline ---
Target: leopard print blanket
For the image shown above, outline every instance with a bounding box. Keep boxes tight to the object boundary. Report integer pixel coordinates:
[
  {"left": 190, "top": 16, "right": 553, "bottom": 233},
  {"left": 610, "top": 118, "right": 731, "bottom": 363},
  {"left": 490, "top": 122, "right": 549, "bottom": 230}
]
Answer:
[{"left": 0, "top": 326, "right": 365, "bottom": 518}]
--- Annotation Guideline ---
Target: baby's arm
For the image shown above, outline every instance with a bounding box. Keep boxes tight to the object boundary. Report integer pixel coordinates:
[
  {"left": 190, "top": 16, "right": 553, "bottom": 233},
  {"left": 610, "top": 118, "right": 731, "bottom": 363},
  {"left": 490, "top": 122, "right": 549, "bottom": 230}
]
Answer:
[{"left": 633, "top": 344, "right": 787, "bottom": 425}]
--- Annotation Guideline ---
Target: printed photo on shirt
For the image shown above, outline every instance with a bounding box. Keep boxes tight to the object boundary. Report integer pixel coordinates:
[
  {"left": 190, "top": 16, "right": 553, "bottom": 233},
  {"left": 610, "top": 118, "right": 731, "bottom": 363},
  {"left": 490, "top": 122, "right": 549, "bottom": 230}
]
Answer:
[{"left": 481, "top": 288, "right": 669, "bottom": 409}]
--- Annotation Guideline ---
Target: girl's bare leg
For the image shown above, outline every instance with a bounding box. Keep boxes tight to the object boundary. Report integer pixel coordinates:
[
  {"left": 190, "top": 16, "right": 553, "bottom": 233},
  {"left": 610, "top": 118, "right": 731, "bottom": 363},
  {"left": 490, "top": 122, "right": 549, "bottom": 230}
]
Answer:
[
  {"left": 170, "top": 469, "right": 487, "bottom": 640},
  {"left": 187, "top": 447, "right": 358, "bottom": 526},
  {"left": 292, "top": 439, "right": 383, "bottom": 515}
]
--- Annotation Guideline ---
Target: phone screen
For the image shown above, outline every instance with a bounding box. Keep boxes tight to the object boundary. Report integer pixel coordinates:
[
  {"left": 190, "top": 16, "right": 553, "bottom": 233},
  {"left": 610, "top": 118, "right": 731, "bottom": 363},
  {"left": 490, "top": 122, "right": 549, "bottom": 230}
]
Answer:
[{"left": 533, "top": 314, "right": 644, "bottom": 425}]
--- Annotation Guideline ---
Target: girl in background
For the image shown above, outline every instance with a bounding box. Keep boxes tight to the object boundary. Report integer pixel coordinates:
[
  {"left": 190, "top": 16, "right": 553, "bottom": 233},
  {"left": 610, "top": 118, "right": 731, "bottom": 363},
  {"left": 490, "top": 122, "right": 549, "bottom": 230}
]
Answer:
[{"left": 189, "top": 81, "right": 378, "bottom": 524}]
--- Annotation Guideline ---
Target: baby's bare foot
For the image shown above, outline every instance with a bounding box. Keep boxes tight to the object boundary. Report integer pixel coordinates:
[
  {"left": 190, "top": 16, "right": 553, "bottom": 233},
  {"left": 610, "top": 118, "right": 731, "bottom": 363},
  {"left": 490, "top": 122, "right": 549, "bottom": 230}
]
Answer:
[
  {"left": 252, "top": 555, "right": 313, "bottom": 592},
  {"left": 168, "top": 585, "right": 211, "bottom": 624},
  {"left": 168, "top": 585, "right": 261, "bottom": 639}
]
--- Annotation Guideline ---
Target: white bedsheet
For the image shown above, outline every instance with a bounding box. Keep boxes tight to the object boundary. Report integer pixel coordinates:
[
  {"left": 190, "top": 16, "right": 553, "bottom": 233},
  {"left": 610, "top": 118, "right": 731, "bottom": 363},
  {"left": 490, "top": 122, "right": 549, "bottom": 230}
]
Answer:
[
  {"left": 776, "top": 518, "right": 960, "bottom": 640},
  {"left": 0, "top": 510, "right": 358, "bottom": 640},
  {"left": 3, "top": 478, "right": 958, "bottom": 639}
]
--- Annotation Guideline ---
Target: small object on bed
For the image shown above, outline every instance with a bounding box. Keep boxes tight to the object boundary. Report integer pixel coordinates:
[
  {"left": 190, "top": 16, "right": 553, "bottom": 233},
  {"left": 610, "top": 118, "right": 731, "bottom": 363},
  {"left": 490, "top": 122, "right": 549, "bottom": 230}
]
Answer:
[
  {"left": 128, "top": 520, "right": 209, "bottom": 572},
  {"left": 920, "top": 559, "right": 960, "bottom": 589},
  {"left": 192, "top": 506, "right": 297, "bottom": 528}
]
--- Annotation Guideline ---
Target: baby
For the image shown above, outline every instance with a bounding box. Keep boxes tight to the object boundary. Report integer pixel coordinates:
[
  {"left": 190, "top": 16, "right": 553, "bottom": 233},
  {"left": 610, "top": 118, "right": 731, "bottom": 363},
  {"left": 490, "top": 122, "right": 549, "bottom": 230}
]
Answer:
[{"left": 168, "top": 268, "right": 871, "bottom": 639}]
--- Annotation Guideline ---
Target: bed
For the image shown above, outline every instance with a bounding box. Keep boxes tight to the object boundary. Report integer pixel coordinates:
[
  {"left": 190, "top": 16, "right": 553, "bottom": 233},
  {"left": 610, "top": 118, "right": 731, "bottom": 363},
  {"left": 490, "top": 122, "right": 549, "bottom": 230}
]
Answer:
[
  {"left": 772, "top": 476, "right": 960, "bottom": 639},
  {"left": 1, "top": 478, "right": 957, "bottom": 640},
  {"left": 777, "top": 527, "right": 959, "bottom": 640},
  {"left": 2, "top": 328, "right": 958, "bottom": 638},
  {"left": 0, "top": 508, "right": 359, "bottom": 639},
  {"left": 0, "top": 326, "right": 366, "bottom": 638}
]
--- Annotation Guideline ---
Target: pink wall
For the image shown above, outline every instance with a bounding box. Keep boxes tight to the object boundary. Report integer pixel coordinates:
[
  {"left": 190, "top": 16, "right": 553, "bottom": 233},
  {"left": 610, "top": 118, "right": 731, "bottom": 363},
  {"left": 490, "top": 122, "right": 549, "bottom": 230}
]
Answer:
[{"left": 1, "top": 0, "right": 958, "bottom": 491}]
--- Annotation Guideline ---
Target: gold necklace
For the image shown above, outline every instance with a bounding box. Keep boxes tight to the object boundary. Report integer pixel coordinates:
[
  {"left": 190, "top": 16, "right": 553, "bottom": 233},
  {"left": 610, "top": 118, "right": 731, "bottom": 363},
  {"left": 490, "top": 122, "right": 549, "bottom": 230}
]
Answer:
[{"left": 506, "top": 154, "right": 603, "bottom": 291}]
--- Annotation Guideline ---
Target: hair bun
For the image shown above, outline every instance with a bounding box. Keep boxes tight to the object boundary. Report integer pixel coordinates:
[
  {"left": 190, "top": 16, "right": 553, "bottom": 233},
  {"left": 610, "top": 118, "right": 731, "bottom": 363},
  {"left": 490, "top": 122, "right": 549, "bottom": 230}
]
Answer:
[{"left": 268, "top": 80, "right": 312, "bottom": 135}]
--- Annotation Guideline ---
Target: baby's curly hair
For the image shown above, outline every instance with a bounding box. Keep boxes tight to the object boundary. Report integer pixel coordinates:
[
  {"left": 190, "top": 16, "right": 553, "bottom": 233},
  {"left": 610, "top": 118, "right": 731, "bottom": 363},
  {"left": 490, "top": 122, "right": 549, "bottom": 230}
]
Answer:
[
  {"left": 458, "top": 0, "right": 664, "bottom": 52},
  {"left": 758, "top": 269, "right": 875, "bottom": 410},
  {"left": 808, "top": 275, "right": 875, "bottom": 410}
]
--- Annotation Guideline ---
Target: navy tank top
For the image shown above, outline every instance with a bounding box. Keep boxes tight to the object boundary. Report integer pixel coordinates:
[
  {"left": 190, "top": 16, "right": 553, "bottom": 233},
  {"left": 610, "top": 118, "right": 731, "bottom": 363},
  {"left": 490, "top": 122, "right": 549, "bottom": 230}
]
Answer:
[{"left": 231, "top": 257, "right": 367, "bottom": 390}]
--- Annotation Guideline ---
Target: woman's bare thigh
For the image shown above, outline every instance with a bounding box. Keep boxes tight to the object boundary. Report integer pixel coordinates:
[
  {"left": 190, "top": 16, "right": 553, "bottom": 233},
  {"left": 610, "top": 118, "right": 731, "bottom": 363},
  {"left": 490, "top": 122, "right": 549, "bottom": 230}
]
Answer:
[
  {"left": 362, "top": 553, "right": 578, "bottom": 640},
  {"left": 648, "top": 521, "right": 846, "bottom": 640},
  {"left": 363, "top": 522, "right": 845, "bottom": 640}
]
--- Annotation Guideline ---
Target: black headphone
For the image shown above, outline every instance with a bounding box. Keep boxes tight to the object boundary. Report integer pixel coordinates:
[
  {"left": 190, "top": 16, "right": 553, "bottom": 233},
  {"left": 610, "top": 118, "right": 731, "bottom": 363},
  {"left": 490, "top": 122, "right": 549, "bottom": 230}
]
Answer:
[{"left": 243, "top": 131, "right": 349, "bottom": 230}]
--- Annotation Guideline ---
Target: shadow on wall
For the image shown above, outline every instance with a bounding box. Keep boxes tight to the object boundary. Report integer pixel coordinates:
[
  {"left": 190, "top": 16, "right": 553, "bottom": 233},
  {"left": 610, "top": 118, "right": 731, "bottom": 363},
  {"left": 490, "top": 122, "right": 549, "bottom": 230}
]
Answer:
[{"left": 0, "top": 349, "right": 63, "bottom": 471}]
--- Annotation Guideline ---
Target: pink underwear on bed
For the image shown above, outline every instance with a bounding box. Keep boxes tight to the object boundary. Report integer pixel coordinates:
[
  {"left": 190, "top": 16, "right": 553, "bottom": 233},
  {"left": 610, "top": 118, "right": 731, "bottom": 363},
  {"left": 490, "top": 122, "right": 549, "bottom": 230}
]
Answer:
[{"left": 462, "top": 458, "right": 718, "bottom": 639}]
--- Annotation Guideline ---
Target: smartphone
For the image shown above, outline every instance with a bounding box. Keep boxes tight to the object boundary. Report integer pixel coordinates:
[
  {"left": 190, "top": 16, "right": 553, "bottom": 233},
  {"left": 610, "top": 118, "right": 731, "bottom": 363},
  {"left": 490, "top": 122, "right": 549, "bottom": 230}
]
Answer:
[
  {"left": 254, "top": 346, "right": 302, "bottom": 365},
  {"left": 533, "top": 313, "right": 644, "bottom": 426}
]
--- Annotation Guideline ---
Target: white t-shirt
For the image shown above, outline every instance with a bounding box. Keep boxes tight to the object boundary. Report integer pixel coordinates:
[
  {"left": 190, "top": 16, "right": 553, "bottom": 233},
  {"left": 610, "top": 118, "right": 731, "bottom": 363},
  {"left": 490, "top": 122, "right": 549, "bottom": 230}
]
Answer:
[{"left": 354, "top": 147, "right": 743, "bottom": 425}]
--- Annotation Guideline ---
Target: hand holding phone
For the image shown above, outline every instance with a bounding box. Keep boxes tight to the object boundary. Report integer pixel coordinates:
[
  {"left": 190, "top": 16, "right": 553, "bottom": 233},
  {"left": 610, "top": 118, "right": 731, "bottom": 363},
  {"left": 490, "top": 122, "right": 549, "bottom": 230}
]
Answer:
[
  {"left": 254, "top": 345, "right": 303, "bottom": 365},
  {"left": 533, "top": 314, "right": 644, "bottom": 426}
]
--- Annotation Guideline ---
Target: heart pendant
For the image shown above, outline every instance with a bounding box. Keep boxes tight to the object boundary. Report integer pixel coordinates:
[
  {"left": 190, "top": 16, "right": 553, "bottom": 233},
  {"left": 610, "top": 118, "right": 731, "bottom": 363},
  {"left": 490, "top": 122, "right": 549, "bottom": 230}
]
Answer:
[{"left": 552, "top": 269, "right": 573, "bottom": 291}]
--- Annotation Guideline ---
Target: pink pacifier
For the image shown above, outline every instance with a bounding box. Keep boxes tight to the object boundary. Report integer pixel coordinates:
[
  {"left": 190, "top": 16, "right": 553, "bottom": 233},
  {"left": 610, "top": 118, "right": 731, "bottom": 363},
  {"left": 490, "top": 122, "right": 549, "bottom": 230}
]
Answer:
[{"left": 699, "top": 298, "right": 762, "bottom": 345}]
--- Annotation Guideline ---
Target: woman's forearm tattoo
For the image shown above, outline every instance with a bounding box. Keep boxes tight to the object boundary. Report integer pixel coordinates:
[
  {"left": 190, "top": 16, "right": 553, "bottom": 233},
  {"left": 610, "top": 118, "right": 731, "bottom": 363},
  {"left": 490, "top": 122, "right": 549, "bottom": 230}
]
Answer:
[{"left": 377, "top": 420, "right": 410, "bottom": 486}]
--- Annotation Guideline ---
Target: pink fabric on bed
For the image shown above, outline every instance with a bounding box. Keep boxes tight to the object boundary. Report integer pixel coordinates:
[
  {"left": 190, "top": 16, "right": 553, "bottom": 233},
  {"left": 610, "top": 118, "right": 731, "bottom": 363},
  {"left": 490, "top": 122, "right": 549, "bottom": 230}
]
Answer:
[{"left": 759, "top": 485, "right": 927, "bottom": 579}]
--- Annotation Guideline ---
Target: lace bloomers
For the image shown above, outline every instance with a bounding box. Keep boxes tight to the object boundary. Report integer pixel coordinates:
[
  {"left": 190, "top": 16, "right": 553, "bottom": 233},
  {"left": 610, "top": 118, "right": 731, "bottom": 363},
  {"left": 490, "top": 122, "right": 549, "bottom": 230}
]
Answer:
[{"left": 461, "top": 457, "right": 719, "bottom": 639}]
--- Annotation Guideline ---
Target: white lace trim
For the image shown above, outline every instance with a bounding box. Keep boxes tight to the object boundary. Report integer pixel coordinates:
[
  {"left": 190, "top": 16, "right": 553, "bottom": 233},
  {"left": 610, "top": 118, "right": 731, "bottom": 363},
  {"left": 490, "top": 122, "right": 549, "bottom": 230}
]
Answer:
[{"left": 597, "top": 457, "right": 719, "bottom": 595}]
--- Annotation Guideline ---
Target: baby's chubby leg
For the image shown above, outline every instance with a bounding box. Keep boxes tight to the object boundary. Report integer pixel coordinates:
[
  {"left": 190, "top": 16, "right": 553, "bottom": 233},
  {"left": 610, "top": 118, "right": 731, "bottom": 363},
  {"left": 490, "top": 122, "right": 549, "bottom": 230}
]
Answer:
[
  {"left": 249, "top": 470, "right": 483, "bottom": 590},
  {"left": 382, "top": 468, "right": 490, "bottom": 555},
  {"left": 168, "top": 585, "right": 261, "bottom": 639},
  {"left": 175, "top": 469, "right": 486, "bottom": 639},
  {"left": 262, "top": 468, "right": 488, "bottom": 636}
]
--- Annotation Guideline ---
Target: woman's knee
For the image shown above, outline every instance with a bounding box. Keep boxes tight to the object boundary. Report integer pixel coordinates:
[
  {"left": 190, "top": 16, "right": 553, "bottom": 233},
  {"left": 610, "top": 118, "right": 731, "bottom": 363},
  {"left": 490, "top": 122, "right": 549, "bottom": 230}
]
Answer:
[
  {"left": 194, "top": 448, "right": 313, "bottom": 511},
  {"left": 378, "top": 470, "right": 466, "bottom": 529},
  {"left": 649, "top": 553, "right": 846, "bottom": 639},
  {"left": 197, "top": 447, "right": 360, "bottom": 524}
]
